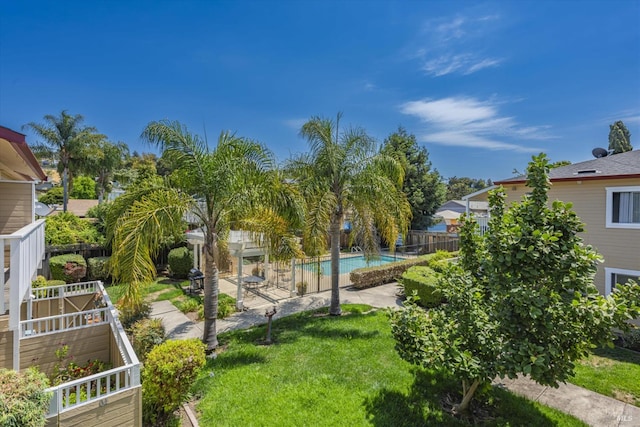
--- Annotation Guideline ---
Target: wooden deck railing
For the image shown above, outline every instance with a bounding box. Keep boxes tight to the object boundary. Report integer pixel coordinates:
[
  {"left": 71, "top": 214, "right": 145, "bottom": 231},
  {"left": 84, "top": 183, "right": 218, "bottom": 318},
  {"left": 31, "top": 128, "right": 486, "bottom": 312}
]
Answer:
[{"left": 0, "top": 219, "right": 45, "bottom": 327}]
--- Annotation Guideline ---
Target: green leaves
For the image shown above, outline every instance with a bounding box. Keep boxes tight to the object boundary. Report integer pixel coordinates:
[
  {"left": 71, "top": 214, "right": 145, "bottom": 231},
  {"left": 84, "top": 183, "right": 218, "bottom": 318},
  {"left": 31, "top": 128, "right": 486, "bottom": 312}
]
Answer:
[{"left": 389, "top": 153, "right": 640, "bottom": 409}]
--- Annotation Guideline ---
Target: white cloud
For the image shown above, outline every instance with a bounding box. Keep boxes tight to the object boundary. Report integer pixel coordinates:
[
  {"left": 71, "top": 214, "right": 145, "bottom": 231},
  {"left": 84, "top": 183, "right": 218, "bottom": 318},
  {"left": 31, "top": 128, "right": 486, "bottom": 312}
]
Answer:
[
  {"left": 400, "top": 96, "right": 552, "bottom": 152},
  {"left": 412, "top": 13, "right": 504, "bottom": 77},
  {"left": 283, "top": 118, "right": 307, "bottom": 130}
]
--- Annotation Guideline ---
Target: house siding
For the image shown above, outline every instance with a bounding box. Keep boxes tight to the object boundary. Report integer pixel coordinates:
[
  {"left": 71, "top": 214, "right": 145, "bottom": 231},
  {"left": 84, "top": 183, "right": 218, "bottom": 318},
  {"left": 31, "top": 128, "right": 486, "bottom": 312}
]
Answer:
[
  {"left": 0, "top": 181, "right": 33, "bottom": 234},
  {"left": 497, "top": 178, "right": 640, "bottom": 294}
]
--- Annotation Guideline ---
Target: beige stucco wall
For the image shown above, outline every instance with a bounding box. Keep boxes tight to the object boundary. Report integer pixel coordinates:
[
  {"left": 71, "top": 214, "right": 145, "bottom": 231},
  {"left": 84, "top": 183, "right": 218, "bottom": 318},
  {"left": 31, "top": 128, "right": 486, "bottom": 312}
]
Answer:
[{"left": 486, "top": 178, "right": 640, "bottom": 294}]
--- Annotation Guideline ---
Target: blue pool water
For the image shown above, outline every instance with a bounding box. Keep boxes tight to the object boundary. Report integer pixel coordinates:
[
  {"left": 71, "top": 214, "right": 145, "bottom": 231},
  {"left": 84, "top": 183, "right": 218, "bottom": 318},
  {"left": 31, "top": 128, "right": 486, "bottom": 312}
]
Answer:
[{"left": 304, "top": 255, "right": 404, "bottom": 276}]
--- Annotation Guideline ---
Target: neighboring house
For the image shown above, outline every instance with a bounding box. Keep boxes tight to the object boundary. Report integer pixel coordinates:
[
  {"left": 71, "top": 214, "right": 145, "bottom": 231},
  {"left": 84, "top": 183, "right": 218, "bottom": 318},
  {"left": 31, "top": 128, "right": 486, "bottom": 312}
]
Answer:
[
  {"left": 0, "top": 126, "right": 141, "bottom": 426},
  {"left": 48, "top": 199, "right": 100, "bottom": 217},
  {"left": 436, "top": 199, "right": 489, "bottom": 216},
  {"left": 465, "top": 150, "right": 640, "bottom": 296}
]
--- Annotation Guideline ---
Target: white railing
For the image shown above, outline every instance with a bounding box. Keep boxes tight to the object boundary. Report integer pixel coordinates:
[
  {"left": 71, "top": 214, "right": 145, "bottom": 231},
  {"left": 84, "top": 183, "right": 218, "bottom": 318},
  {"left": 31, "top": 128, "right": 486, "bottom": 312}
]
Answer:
[
  {"left": 46, "top": 364, "right": 140, "bottom": 417},
  {"left": 476, "top": 216, "right": 490, "bottom": 236},
  {"left": 42, "top": 281, "right": 140, "bottom": 416},
  {"left": 1, "top": 219, "right": 45, "bottom": 328},
  {"left": 19, "top": 307, "right": 110, "bottom": 338},
  {"left": 31, "top": 281, "right": 100, "bottom": 301}
]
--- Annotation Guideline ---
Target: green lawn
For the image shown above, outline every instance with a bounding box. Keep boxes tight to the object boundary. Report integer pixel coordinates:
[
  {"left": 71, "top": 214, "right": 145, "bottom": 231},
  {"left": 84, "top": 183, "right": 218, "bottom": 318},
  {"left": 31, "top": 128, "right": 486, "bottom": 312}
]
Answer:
[
  {"left": 193, "top": 305, "right": 586, "bottom": 426},
  {"left": 570, "top": 346, "right": 640, "bottom": 406},
  {"left": 104, "top": 277, "right": 235, "bottom": 320}
]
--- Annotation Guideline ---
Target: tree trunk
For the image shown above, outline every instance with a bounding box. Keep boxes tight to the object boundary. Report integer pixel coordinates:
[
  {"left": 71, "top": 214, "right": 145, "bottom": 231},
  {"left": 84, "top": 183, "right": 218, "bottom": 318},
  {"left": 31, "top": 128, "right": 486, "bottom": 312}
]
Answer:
[
  {"left": 62, "top": 167, "right": 69, "bottom": 212},
  {"left": 454, "top": 379, "right": 480, "bottom": 413},
  {"left": 329, "top": 218, "right": 342, "bottom": 316},
  {"left": 202, "top": 230, "right": 219, "bottom": 352}
]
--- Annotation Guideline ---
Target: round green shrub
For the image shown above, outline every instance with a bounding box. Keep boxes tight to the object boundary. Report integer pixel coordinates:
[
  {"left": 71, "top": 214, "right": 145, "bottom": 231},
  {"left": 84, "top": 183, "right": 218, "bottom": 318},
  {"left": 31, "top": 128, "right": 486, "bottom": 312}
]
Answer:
[
  {"left": 142, "top": 339, "right": 206, "bottom": 426},
  {"left": 0, "top": 367, "right": 51, "bottom": 427},
  {"left": 46, "top": 280, "right": 66, "bottom": 287},
  {"left": 49, "top": 254, "right": 87, "bottom": 283},
  {"left": 130, "top": 318, "right": 166, "bottom": 363},
  {"left": 87, "top": 256, "right": 111, "bottom": 281},
  {"left": 38, "top": 186, "right": 63, "bottom": 205},
  {"left": 167, "top": 247, "right": 193, "bottom": 279},
  {"left": 400, "top": 266, "right": 443, "bottom": 307}
]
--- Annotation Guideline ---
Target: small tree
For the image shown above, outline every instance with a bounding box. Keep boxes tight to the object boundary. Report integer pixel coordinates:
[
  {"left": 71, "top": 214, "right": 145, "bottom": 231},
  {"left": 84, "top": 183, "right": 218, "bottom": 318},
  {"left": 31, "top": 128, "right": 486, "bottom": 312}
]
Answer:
[
  {"left": 389, "top": 153, "right": 640, "bottom": 414},
  {"left": 608, "top": 120, "right": 632, "bottom": 154}
]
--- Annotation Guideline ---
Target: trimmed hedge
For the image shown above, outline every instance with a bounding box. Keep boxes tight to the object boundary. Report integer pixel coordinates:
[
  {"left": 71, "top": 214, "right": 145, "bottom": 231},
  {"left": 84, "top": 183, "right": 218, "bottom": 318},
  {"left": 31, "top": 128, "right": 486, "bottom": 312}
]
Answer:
[
  {"left": 349, "top": 251, "right": 456, "bottom": 289},
  {"left": 87, "top": 256, "right": 110, "bottom": 281},
  {"left": 168, "top": 247, "right": 193, "bottom": 279},
  {"left": 49, "top": 254, "right": 87, "bottom": 283},
  {"left": 400, "top": 266, "right": 443, "bottom": 307}
]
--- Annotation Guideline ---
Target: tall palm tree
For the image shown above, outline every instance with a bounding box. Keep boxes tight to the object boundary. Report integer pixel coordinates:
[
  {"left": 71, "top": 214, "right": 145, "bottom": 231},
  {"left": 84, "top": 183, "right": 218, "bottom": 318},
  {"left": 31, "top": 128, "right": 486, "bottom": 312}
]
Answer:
[
  {"left": 286, "top": 114, "right": 412, "bottom": 316},
  {"left": 110, "top": 120, "right": 303, "bottom": 352},
  {"left": 24, "top": 111, "right": 104, "bottom": 212},
  {"left": 85, "top": 140, "right": 129, "bottom": 203}
]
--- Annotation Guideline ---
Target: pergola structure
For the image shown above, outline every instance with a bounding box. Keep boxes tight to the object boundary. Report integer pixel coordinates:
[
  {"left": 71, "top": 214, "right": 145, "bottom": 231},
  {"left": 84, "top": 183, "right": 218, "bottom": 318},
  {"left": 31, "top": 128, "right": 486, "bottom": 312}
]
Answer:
[{"left": 185, "top": 229, "right": 296, "bottom": 310}]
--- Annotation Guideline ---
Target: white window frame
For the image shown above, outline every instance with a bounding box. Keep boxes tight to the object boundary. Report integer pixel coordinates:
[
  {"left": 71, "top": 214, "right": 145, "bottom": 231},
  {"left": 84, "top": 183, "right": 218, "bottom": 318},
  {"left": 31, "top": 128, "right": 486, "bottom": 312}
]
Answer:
[
  {"left": 605, "top": 267, "right": 640, "bottom": 295},
  {"left": 605, "top": 186, "right": 640, "bottom": 229}
]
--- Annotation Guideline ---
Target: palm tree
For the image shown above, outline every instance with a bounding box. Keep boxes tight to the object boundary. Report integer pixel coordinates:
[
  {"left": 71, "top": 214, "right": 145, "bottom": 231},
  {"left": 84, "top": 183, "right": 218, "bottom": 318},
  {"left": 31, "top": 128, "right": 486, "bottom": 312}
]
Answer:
[
  {"left": 85, "top": 140, "right": 129, "bottom": 203},
  {"left": 286, "top": 114, "right": 411, "bottom": 316},
  {"left": 24, "top": 111, "right": 104, "bottom": 212},
  {"left": 109, "top": 120, "right": 303, "bottom": 351}
]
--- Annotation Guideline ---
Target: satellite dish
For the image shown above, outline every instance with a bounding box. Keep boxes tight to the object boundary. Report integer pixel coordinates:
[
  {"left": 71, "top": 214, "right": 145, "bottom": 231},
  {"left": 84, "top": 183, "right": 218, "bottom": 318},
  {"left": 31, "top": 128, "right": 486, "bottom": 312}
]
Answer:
[
  {"left": 592, "top": 147, "right": 608, "bottom": 158},
  {"left": 34, "top": 202, "right": 55, "bottom": 217}
]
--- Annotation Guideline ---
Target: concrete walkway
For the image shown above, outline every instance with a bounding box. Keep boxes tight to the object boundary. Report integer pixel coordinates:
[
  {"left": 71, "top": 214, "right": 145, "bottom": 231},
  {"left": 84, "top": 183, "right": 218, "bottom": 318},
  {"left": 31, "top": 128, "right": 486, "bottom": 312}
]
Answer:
[{"left": 149, "top": 282, "right": 640, "bottom": 427}]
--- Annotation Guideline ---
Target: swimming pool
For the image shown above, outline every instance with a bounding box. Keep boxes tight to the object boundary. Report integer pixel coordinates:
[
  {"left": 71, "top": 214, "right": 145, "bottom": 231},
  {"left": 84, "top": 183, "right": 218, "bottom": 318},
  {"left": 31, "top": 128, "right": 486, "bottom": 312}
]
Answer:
[{"left": 303, "top": 255, "right": 404, "bottom": 276}]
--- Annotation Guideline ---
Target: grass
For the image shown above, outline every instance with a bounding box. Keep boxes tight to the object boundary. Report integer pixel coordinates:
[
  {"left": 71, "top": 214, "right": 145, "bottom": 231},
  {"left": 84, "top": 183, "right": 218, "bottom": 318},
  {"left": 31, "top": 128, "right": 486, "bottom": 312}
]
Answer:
[
  {"left": 104, "top": 277, "right": 236, "bottom": 320},
  {"left": 570, "top": 345, "right": 640, "bottom": 406},
  {"left": 193, "top": 305, "right": 586, "bottom": 427}
]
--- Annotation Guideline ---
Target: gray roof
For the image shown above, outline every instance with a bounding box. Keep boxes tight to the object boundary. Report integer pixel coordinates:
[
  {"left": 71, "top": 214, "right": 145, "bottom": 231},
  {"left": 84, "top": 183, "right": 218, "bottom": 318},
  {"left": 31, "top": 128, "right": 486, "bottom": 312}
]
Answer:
[{"left": 496, "top": 150, "right": 640, "bottom": 184}]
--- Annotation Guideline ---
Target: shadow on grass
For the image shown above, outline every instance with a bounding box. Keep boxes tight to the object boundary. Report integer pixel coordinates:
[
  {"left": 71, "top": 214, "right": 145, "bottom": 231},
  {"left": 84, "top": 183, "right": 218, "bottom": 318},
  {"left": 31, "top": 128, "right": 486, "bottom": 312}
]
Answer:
[
  {"left": 592, "top": 345, "right": 640, "bottom": 363},
  {"left": 210, "top": 348, "right": 268, "bottom": 370},
  {"left": 365, "top": 369, "right": 582, "bottom": 427}
]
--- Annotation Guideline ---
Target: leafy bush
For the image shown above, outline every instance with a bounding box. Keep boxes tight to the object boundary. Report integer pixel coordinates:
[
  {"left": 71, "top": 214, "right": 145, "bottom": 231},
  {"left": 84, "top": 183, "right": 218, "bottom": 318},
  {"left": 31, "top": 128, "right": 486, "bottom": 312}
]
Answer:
[
  {"left": 167, "top": 247, "right": 193, "bottom": 279},
  {"left": 87, "top": 256, "right": 110, "bottom": 281},
  {"left": 119, "top": 301, "right": 151, "bottom": 331},
  {"left": 218, "top": 293, "right": 236, "bottom": 319},
  {"left": 49, "top": 254, "right": 87, "bottom": 283},
  {"left": 70, "top": 175, "right": 96, "bottom": 199},
  {"left": 399, "top": 266, "right": 443, "bottom": 307},
  {"left": 45, "top": 212, "right": 104, "bottom": 245},
  {"left": 38, "top": 186, "right": 63, "bottom": 205},
  {"left": 86, "top": 202, "right": 112, "bottom": 235},
  {"left": 0, "top": 367, "right": 52, "bottom": 427},
  {"left": 47, "top": 279, "right": 66, "bottom": 287},
  {"left": 142, "top": 339, "right": 206, "bottom": 426},
  {"left": 177, "top": 299, "right": 200, "bottom": 314},
  {"left": 131, "top": 318, "right": 166, "bottom": 362}
]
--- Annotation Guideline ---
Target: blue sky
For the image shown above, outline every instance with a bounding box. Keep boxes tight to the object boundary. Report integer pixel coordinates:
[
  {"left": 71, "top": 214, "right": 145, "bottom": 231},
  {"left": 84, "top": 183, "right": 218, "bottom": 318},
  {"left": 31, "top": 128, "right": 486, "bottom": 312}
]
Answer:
[{"left": 1, "top": 1, "right": 639, "bottom": 181}]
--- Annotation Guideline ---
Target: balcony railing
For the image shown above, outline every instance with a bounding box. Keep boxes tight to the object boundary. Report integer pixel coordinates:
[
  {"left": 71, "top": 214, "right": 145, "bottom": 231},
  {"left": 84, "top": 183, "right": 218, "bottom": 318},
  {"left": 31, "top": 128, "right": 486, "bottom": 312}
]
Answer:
[
  {"left": 28, "top": 281, "right": 141, "bottom": 416},
  {"left": 46, "top": 364, "right": 139, "bottom": 416},
  {"left": 0, "top": 219, "right": 45, "bottom": 327}
]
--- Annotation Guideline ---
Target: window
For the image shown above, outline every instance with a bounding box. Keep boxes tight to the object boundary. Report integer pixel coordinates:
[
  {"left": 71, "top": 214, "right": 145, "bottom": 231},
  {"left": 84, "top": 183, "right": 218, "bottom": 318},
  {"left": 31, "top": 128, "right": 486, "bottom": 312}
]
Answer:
[
  {"left": 605, "top": 267, "right": 640, "bottom": 295},
  {"left": 606, "top": 186, "right": 640, "bottom": 229}
]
